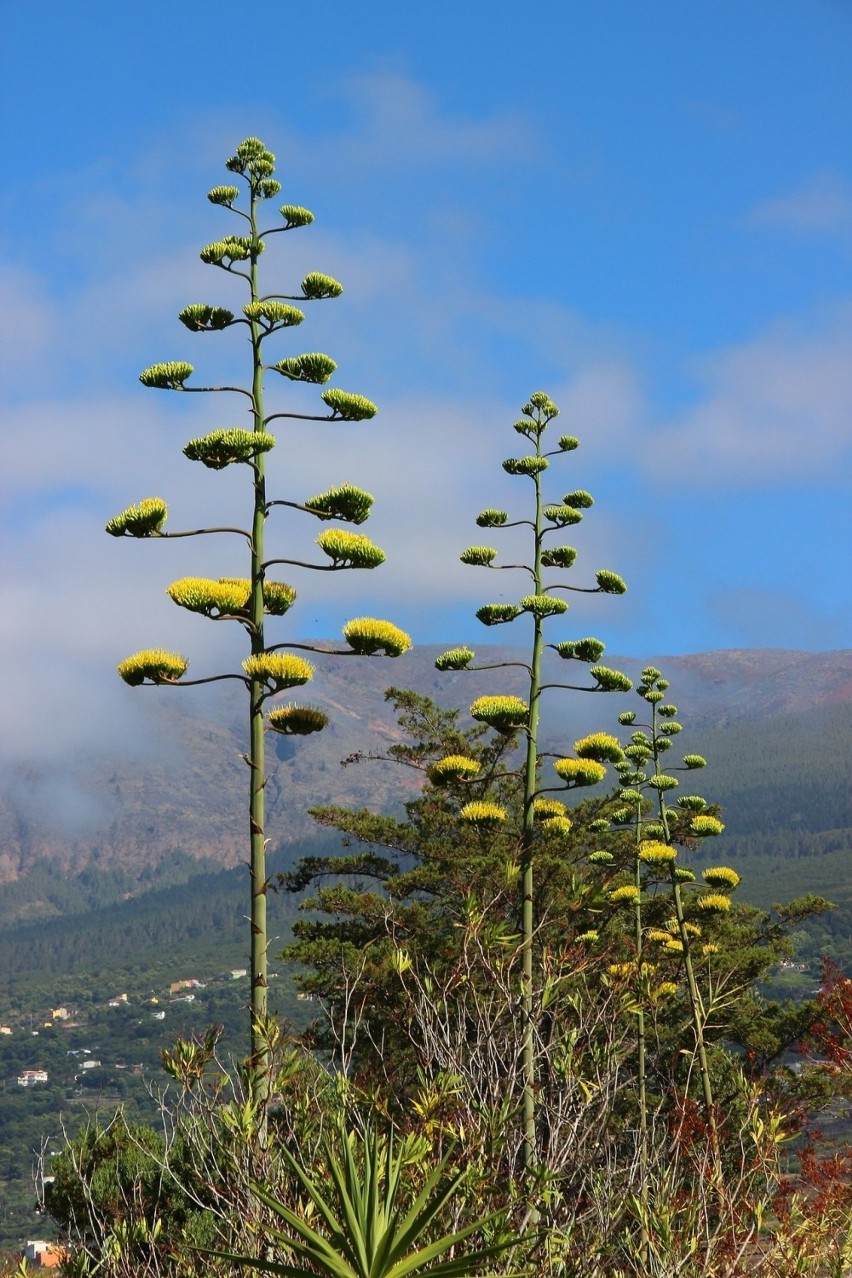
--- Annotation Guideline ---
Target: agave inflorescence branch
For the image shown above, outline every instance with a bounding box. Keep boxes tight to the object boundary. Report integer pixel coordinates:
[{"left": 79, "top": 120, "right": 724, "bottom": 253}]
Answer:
[
  {"left": 434, "top": 391, "right": 630, "bottom": 1175},
  {"left": 109, "top": 137, "right": 411, "bottom": 1107}
]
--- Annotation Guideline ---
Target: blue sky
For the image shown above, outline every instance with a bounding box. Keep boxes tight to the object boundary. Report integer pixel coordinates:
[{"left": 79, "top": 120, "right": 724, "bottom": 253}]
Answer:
[{"left": 1, "top": 0, "right": 850, "bottom": 761}]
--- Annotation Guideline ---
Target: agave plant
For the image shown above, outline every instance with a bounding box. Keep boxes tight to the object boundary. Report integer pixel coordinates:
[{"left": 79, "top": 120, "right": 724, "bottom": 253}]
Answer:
[{"left": 211, "top": 1122, "right": 527, "bottom": 1277}]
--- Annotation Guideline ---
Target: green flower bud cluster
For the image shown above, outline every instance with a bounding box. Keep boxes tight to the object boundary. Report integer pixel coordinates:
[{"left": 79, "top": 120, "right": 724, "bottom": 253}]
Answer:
[
  {"left": 502, "top": 455, "right": 549, "bottom": 476},
  {"left": 554, "top": 637, "right": 605, "bottom": 662},
  {"left": 647, "top": 774, "right": 679, "bottom": 791},
  {"left": 106, "top": 497, "right": 167, "bottom": 538},
  {"left": 267, "top": 703, "right": 328, "bottom": 735},
  {"left": 242, "top": 652, "right": 314, "bottom": 690},
  {"left": 590, "top": 666, "right": 633, "bottom": 692},
  {"left": 257, "top": 179, "right": 282, "bottom": 200},
  {"left": 683, "top": 754, "right": 707, "bottom": 769},
  {"left": 658, "top": 704, "right": 678, "bottom": 718},
  {"left": 300, "top": 272, "right": 344, "bottom": 300},
  {"left": 428, "top": 755, "right": 481, "bottom": 785},
  {"left": 274, "top": 353, "right": 338, "bottom": 384},
  {"left": 178, "top": 304, "right": 235, "bottom": 331},
  {"left": 434, "top": 647, "right": 475, "bottom": 671},
  {"left": 225, "top": 137, "right": 276, "bottom": 177},
  {"left": 618, "top": 711, "right": 636, "bottom": 725},
  {"left": 139, "top": 361, "right": 193, "bottom": 389},
  {"left": 574, "top": 732, "right": 625, "bottom": 763},
  {"left": 542, "top": 504, "right": 583, "bottom": 526},
  {"left": 553, "top": 757, "right": 608, "bottom": 787},
  {"left": 207, "top": 185, "right": 239, "bottom": 207},
  {"left": 183, "top": 429, "right": 276, "bottom": 469},
  {"left": 562, "top": 490, "right": 594, "bottom": 509},
  {"left": 117, "top": 649, "right": 187, "bottom": 685},
  {"left": 521, "top": 391, "right": 559, "bottom": 420},
  {"left": 595, "top": 570, "right": 627, "bottom": 595},
  {"left": 243, "top": 300, "right": 305, "bottom": 329},
  {"left": 279, "top": 205, "right": 315, "bottom": 229},
  {"left": 658, "top": 721, "right": 683, "bottom": 735},
  {"left": 520, "top": 593, "right": 568, "bottom": 617},
  {"left": 557, "top": 435, "right": 580, "bottom": 451},
  {"left": 320, "top": 389, "right": 378, "bottom": 421},
  {"left": 460, "top": 546, "right": 498, "bottom": 566},
  {"left": 460, "top": 801, "right": 508, "bottom": 825},
  {"left": 316, "top": 529, "right": 386, "bottom": 568},
  {"left": 475, "top": 509, "right": 508, "bottom": 527},
  {"left": 200, "top": 236, "right": 259, "bottom": 265},
  {"left": 303, "top": 482, "right": 374, "bottom": 524},
  {"left": 677, "top": 795, "right": 707, "bottom": 812},
  {"left": 469, "top": 695, "right": 528, "bottom": 733},
  {"left": 588, "top": 850, "right": 614, "bottom": 865},
  {"left": 541, "top": 546, "right": 578, "bottom": 569},
  {"left": 476, "top": 603, "right": 522, "bottom": 626},
  {"left": 342, "top": 617, "right": 412, "bottom": 657}
]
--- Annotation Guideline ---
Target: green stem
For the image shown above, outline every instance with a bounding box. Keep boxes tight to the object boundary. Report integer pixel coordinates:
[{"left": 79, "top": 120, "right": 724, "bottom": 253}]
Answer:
[
  {"left": 632, "top": 806, "right": 650, "bottom": 1268},
  {"left": 247, "top": 176, "right": 269, "bottom": 1111}
]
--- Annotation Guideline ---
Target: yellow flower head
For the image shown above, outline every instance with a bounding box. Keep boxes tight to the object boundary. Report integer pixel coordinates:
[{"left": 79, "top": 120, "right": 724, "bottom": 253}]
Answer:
[
  {"left": 117, "top": 649, "right": 187, "bottom": 686},
  {"left": 691, "top": 815, "right": 725, "bottom": 837},
  {"left": 696, "top": 893, "right": 732, "bottom": 913},
  {"left": 469, "top": 695, "right": 528, "bottom": 733},
  {"left": 609, "top": 885, "right": 640, "bottom": 905},
  {"left": 553, "top": 758, "right": 607, "bottom": 787},
  {"left": 428, "top": 756, "right": 481, "bottom": 785},
  {"left": 342, "top": 617, "right": 412, "bottom": 657},
  {"left": 702, "top": 866, "right": 741, "bottom": 890},
  {"left": 242, "top": 653, "right": 314, "bottom": 690},
  {"left": 638, "top": 840, "right": 677, "bottom": 866},
  {"left": 574, "top": 732, "right": 624, "bottom": 763},
  {"left": 460, "top": 802, "right": 508, "bottom": 825},
  {"left": 532, "top": 797, "right": 569, "bottom": 820}
]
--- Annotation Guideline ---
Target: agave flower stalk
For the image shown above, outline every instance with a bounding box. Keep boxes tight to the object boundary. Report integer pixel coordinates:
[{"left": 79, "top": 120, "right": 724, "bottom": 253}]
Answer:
[
  {"left": 435, "top": 393, "right": 630, "bottom": 1175},
  {"left": 109, "top": 139, "right": 410, "bottom": 1108}
]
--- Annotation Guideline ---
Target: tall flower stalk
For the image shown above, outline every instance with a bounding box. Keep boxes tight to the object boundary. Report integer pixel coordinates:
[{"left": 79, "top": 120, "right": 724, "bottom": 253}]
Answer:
[
  {"left": 434, "top": 392, "right": 630, "bottom": 1172},
  {"left": 108, "top": 138, "right": 410, "bottom": 1103}
]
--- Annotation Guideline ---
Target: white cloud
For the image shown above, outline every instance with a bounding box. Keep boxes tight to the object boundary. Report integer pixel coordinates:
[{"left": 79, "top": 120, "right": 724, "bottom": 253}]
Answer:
[
  {"left": 645, "top": 302, "right": 852, "bottom": 484},
  {"left": 749, "top": 170, "right": 852, "bottom": 242}
]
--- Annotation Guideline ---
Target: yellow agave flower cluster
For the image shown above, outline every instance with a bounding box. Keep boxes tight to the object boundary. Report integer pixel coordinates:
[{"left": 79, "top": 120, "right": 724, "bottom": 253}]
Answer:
[{"left": 117, "top": 649, "right": 187, "bottom": 686}]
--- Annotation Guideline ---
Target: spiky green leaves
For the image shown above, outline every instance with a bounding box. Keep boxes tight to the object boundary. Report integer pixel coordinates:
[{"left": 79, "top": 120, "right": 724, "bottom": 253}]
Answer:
[
  {"left": 316, "top": 529, "right": 386, "bottom": 568},
  {"left": 303, "top": 483, "right": 374, "bottom": 524},
  {"left": 541, "top": 546, "right": 578, "bottom": 569},
  {"left": 183, "top": 429, "right": 276, "bottom": 469},
  {"left": 503, "top": 455, "right": 549, "bottom": 476},
  {"left": 460, "top": 546, "right": 498, "bottom": 566},
  {"left": 139, "top": 361, "right": 193, "bottom": 389},
  {"left": 475, "top": 509, "right": 509, "bottom": 527},
  {"left": 178, "top": 304, "right": 235, "bottom": 331},
  {"left": 106, "top": 498, "right": 167, "bottom": 538},
  {"left": 543, "top": 504, "right": 583, "bottom": 526},
  {"left": 167, "top": 577, "right": 296, "bottom": 619},
  {"left": 243, "top": 301, "right": 305, "bottom": 329},
  {"left": 320, "top": 389, "right": 378, "bottom": 421},
  {"left": 520, "top": 594, "right": 568, "bottom": 618},
  {"left": 274, "top": 354, "right": 338, "bottom": 384},
  {"left": 428, "top": 755, "right": 482, "bottom": 785},
  {"left": 301, "top": 272, "right": 343, "bottom": 299},
  {"left": 469, "top": 695, "right": 528, "bottom": 733},
  {"left": 242, "top": 653, "right": 314, "bottom": 690},
  {"left": 596, "top": 570, "right": 627, "bottom": 594},
  {"left": 342, "top": 618, "right": 412, "bottom": 657},
  {"left": 267, "top": 704, "right": 328, "bottom": 735},
  {"left": 435, "top": 647, "right": 474, "bottom": 671},
  {"left": 574, "top": 732, "right": 624, "bottom": 763},
  {"left": 554, "top": 637, "right": 606, "bottom": 662},
  {"left": 590, "top": 666, "right": 633, "bottom": 692},
  {"left": 553, "top": 758, "right": 608, "bottom": 787},
  {"left": 207, "top": 186, "right": 239, "bottom": 207},
  {"left": 279, "top": 205, "right": 315, "bottom": 229},
  {"left": 476, "top": 604, "right": 522, "bottom": 626},
  {"left": 117, "top": 650, "right": 187, "bottom": 685},
  {"left": 461, "top": 801, "right": 508, "bottom": 825}
]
